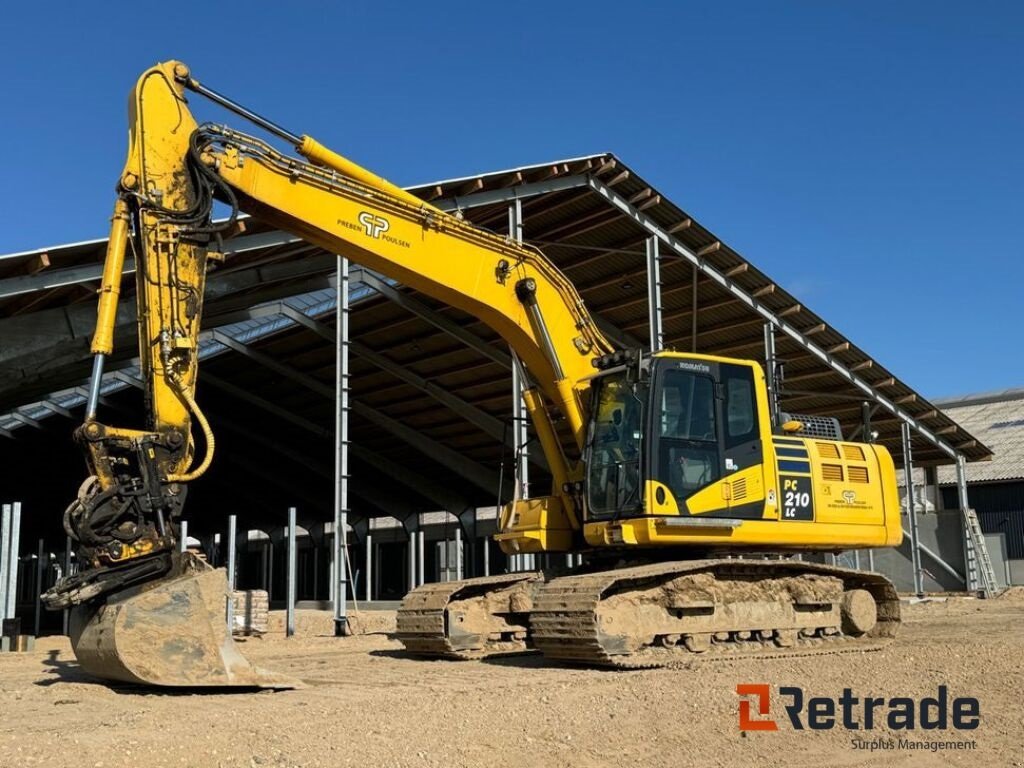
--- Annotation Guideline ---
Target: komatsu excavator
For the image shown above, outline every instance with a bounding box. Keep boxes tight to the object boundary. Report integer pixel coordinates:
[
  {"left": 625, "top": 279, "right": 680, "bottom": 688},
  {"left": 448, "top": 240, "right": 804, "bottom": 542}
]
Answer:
[{"left": 44, "top": 61, "right": 902, "bottom": 686}]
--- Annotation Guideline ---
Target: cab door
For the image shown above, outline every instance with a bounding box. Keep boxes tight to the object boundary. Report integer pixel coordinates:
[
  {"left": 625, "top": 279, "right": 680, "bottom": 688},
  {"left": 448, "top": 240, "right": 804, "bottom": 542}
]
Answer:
[{"left": 717, "top": 362, "right": 767, "bottom": 519}]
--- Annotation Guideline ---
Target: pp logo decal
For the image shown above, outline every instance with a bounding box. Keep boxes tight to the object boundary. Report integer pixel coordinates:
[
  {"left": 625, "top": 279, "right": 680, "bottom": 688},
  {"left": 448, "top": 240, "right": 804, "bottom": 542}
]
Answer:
[
  {"left": 842, "top": 490, "right": 857, "bottom": 504},
  {"left": 737, "top": 684, "right": 778, "bottom": 731},
  {"left": 358, "top": 212, "right": 390, "bottom": 238}
]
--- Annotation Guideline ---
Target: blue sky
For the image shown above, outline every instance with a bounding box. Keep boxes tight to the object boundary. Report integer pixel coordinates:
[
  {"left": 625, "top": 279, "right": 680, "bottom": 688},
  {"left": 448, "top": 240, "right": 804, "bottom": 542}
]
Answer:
[{"left": 1, "top": 2, "right": 1020, "bottom": 397}]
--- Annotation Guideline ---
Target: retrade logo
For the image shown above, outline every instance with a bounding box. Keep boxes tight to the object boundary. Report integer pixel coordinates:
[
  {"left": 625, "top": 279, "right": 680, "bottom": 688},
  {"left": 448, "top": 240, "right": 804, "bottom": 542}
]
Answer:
[
  {"left": 736, "top": 684, "right": 778, "bottom": 731},
  {"left": 358, "top": 212, "right": 390, "bottom": 238},
  {"left": 736, "top": 684, "right": 980, "bottom": 732}
]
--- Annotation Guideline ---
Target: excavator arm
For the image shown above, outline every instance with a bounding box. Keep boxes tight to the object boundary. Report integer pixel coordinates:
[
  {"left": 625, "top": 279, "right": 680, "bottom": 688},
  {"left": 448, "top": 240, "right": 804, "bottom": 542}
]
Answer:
[{"left": 57, "top": 60, "right": 614, "bottom": 614}]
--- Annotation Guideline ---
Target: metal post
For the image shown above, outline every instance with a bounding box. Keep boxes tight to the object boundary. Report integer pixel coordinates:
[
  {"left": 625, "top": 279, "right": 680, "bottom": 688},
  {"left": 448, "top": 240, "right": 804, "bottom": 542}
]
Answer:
[
  {"left": 5, "top": 503, "right": 20, "bottom": 621},
  {"left": 267, "top": 541, "right": 274, "bottom": 600},
  {"left": 286, "top": 507, "right": 297, "bottom": 638},
  {"left": 62, "top": 537, "right": 71, "bottom": 635},
  {"left": 861, "top": 401, "right": 873, "bottom": 442},
  {"left": 867, "top": 548, "right": 875, "bottom": 572},
  {"left": 511, "top": 355, "right": 531, "bottom": 570},
  {"left": 691, "top": 265, "right": 698, "bottom": 352},
  {"left": 763, "top": 323, "right": 779, "bottom": 426},
  {"left": 334, "top": 255, "right": 350, "bottom": 636},
  {"left": 0, "top": 504, "right": 10, "bottom": 623},
  {"left": 312, "top": 545, "right": 319, "bottom": 602},
  {"left": 508, "top": 200, "right": 534, "bottom": 572},
  {"left": 645, "top": 236, "right": 664, "bottom": 351},
  {"left": 454, "top": 526, "right": 463, "bottom": 581},
  {"left": 364, "top": 532, "right": 372, "bottom": 602},
  {"left": 482, "top": 530, "right": 490, "bottom": 576},
  {"left": 417, "top": 529, "right": 425, "bottom": 586},
  {"left": 179, "top": 520, "right": 188, "bottom": 554},
  {"left": 901, "top": 422, "right": 924, "bottom": 596},
  {"left": 226, "top": 515, "right": 237, "bottom": 635},
  {"left": 34, "top": 539, "right": 44, "bottom": 636},
  {"left": 407, "top": 525, "right": 416, "bottom": 592}
]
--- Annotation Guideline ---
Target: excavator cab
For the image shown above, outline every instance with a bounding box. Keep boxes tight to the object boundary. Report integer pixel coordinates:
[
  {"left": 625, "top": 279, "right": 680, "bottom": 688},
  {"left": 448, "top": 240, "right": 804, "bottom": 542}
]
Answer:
[{"left": 585, "top": 352, "right": 767, "bottom": 523}]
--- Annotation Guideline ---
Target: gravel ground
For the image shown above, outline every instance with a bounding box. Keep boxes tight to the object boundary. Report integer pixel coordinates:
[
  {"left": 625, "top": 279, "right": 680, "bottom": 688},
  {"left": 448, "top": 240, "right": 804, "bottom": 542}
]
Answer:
[{"left": 0, "top": 595, "right": 1021, "bottom": 768}]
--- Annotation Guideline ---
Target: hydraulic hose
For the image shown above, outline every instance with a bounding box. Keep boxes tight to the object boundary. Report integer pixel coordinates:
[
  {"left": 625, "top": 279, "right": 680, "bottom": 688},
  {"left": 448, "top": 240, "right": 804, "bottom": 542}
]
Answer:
[{"left": 166, "top": 376, "right": 215, "bottom": 484}]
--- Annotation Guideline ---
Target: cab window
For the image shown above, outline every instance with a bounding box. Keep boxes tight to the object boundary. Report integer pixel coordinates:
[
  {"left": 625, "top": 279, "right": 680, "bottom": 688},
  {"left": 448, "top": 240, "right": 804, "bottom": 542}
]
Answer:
[
  {"left": 656, "top": 370, "right": 719, "bottom": 502},
  {"left": 722, "top": 364, "right": 758, "bottom": 449}
]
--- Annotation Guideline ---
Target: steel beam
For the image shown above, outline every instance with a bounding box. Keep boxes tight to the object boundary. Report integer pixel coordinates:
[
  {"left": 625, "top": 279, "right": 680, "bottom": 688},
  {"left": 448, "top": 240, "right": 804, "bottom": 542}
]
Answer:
[
  {"left": 351, "top": 269, "right": 511, "bottom": 369},
  {"left": 353, "top": 401, "right": 499, "bottom": 494},
  {"left": 201, "top": 372, "right": 469, "bottom": 511},
  {"left": 433, "top": 174, "right": 588, "bottom": 213}
]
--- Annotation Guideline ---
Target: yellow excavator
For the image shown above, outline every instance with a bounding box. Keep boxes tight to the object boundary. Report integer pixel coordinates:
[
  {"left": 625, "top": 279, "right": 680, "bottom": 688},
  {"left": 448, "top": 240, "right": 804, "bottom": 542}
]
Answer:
[{"left": 44, "top": 61, "right": 902, "bottom": 686}]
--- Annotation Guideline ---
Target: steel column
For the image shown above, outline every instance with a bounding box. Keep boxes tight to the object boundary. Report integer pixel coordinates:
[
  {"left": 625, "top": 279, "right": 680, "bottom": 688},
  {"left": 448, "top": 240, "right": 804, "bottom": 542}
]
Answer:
[
  {"left": 901, "top": 422, "right": 924, "bottom": 596},
  {"left": 764, "top": 323, "right": 779, "bottom": 426},
  {"left": 334, "top": 256, "right": 350, "bottom": 636},
  {"left": 482, "top": 530, "right": 490, "bottom": 576},
  {"left": 417, "top": 530, "right": 425, "bottom": 586},
  {"left": 365, "top": 533, "right": 373, "bottom": 602},
  {"left": 34, "top": 539, "right": 44, "bottom": 636},
  {"left": 407, "top": 526, "right": 416, "bottom": 592},
  {"left": 645, "top": 236, "right": 663, "bottom": 351},
  {"left": 511, "top": 357, "right": 530, "bottom": 501},
  {"left": 286, "top": 507, "right": 297, "bottom": 638},
  {"left": 691, "top": 265, "right": 698, "bottom": 352},
  {"left": 266, "top": 541, "right": 274, "bottom": 600},
  {"left": 226, "top": 515, "right": 237, "bottom": 634},
  {"left": 509, "top": 198, "right": 534, "bottom": 572},
  {"left": 179, "top": 520, "right": 188, "bottom": 553},
  {"left": 5, "top": 503, "right": 20, "bottom": 621},
  {"left": 62, "top": 537, "right": 71, "bottom": 635},
  {"left": 0, "top": 505, "right": 9, "bottom": 623},
  {"left": 454, "top": 526, "right": 463, "bottom": 581}
]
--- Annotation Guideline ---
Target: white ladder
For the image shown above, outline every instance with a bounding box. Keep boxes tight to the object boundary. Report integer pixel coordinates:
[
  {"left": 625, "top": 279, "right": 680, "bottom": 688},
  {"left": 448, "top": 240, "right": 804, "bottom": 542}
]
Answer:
[{"left": 962, "top": 507, "right": 999, "bottom": 597}]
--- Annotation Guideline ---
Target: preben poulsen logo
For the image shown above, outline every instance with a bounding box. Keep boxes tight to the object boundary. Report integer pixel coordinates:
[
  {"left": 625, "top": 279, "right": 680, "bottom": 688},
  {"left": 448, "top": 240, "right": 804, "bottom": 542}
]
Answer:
[{"left": 736, "top": 684, "right": 980, "bottom": 749}]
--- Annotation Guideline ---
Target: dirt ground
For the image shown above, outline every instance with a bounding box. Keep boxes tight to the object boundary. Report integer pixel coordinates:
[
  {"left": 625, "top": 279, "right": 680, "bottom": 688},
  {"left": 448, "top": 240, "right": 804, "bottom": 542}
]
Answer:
[{"left": 0, "top": 595, "right": 1021, "bottom": 768}]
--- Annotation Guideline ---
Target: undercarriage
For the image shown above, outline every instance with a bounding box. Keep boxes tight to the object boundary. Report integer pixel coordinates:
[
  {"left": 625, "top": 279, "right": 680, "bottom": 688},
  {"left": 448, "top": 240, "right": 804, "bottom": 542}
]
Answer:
[{"left": 397, "top": 558, "right": 900, "bottom": 668}]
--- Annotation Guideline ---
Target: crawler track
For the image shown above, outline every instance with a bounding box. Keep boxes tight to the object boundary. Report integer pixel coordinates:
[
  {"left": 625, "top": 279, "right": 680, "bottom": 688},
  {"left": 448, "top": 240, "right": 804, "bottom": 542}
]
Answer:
[
  {"left": 397, "top": 572, "right": 540, "bottom": 659},
  {"left": 530, "top": 559, "right": 900, "bottom": 668}
]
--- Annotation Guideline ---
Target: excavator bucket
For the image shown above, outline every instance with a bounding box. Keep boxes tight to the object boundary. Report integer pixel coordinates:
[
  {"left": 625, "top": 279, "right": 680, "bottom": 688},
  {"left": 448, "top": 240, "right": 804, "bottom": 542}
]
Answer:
[{"left": 69, "top": 564, "right": 298, "bottom": 688}]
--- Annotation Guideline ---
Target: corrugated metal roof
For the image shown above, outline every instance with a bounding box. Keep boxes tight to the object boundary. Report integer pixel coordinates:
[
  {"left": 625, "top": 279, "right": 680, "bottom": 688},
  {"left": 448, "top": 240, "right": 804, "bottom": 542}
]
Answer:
[{"left": 934, "top": 390, "right": 1024, "bottom": 484}]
